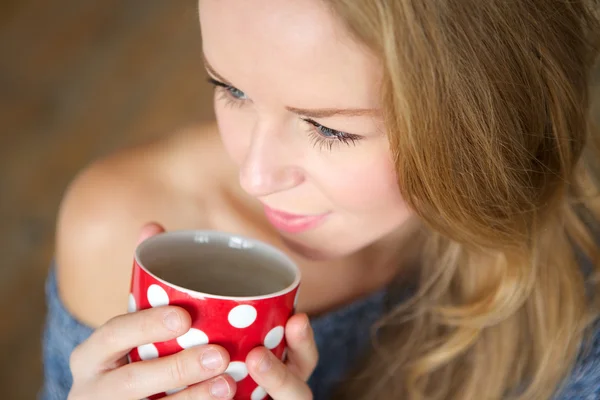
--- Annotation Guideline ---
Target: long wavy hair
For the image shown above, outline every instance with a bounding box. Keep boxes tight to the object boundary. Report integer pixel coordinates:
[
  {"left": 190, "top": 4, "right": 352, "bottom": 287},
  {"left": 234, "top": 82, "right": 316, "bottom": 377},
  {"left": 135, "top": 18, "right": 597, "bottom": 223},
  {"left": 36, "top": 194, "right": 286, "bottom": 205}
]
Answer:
[{"left": 327, "top": 1, "right": 600, "bottom": 399}]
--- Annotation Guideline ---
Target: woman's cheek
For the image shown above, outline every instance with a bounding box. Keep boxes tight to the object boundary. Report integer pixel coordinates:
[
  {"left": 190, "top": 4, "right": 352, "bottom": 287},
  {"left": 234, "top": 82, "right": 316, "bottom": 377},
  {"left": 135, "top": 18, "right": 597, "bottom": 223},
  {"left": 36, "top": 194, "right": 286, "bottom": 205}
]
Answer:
[
  {"left": 321, "top": 155, "right": 402, "bottom": 211},
  {"left": 215, "top": 105, "right": 251, "bottom": 165}
]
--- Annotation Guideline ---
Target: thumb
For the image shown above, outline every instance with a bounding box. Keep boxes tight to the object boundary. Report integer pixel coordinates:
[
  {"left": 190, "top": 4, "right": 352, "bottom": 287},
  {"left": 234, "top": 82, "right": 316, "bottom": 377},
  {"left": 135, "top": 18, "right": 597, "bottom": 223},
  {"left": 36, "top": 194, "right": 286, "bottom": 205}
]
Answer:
[{"left": 136, "top": 222, "right": 166, "bottom": 245}]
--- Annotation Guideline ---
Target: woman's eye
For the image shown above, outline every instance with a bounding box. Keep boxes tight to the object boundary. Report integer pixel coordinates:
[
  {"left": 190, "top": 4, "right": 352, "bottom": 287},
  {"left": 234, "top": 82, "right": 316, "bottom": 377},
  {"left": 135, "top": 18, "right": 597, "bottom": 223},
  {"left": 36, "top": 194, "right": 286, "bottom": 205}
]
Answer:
[
  {"left": 303, "top": 118, "right": 353, "bottom": 140},
  {"left": 302, "top": 118, "right": 363, "bottom": 151},
  {"left": 316, "top": 124, "right": 342, "bottom": 138},
  {"left": 207, "top": 77, "right": 249, "bottom": 103},
  {"left": 227, "top": 86, "right": 247, "bottom": 100}
]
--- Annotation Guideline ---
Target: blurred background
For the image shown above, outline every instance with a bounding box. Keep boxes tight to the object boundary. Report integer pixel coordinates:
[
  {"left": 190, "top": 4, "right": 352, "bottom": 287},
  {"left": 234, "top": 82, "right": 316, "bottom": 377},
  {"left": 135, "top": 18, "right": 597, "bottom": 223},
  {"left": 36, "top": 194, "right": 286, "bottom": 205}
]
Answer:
[
  {"left": 0, "top": 1, "right": 214, "bottom": 398},
  {"left": 4, "top": 2, "right": 600, "bottom": 400}
]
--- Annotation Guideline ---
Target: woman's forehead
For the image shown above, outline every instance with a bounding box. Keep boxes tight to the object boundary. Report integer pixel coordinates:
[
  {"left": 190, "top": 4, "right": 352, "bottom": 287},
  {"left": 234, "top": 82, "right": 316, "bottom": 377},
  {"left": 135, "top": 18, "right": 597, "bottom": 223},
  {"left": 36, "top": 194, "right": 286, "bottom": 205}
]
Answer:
[{"left": 199, "top": 0, "right": 382, "bottom": 110}]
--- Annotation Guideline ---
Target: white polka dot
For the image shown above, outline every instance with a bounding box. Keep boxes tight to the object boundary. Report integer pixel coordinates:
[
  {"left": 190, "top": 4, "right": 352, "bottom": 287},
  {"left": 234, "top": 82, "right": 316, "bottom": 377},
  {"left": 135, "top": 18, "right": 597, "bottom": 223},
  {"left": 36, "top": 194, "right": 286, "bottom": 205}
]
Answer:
[
  {"left": 264, "top": 326, "right": 284, "bottom": 349},
  {"left": 251, "top": 386, "right": 268, "bottom": 400},
  {"left": 166, "top": 386, "right": 187, "bottom": 395},
  {"left": 137, "top": 343, "right": 159, "bottom": 360},
  {"left": 127, "top": 293, "right": 137, "bottom": 313},
  {"left": 228, "top": 305, "right": 257, "bottom": 328},
  {"left": 147, "top": 284, "right": 169, "bottom": 307},
  {"left": 176, "top": 328, "right": 209, "bottom": 349},
  {"left": 225, "top": 361, "right": 248, "bottom": 382}
]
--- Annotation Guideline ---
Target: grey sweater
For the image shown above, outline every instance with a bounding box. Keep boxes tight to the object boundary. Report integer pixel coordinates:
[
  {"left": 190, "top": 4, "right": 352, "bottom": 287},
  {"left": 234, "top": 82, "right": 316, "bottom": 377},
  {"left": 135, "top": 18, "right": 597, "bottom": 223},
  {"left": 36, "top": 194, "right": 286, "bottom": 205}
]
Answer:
[{"left": 41, "top": 261, "right": 600, "bottom": 399}]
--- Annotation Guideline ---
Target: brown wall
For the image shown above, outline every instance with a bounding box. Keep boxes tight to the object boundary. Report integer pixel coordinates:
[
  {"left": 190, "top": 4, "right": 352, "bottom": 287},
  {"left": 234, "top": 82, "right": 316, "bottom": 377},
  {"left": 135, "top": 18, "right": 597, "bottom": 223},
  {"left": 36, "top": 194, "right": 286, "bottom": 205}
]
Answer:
[{"left": 0, "top": 1, "right": 214, "bottom": 398}]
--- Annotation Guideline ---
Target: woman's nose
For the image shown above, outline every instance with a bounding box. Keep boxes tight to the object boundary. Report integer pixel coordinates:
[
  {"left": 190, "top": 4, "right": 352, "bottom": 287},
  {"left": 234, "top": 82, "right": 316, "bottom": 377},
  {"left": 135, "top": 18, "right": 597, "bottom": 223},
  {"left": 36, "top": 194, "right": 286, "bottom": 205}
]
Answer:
[{"left": 238, "top": 123, "right": 305, "bottom": 198}]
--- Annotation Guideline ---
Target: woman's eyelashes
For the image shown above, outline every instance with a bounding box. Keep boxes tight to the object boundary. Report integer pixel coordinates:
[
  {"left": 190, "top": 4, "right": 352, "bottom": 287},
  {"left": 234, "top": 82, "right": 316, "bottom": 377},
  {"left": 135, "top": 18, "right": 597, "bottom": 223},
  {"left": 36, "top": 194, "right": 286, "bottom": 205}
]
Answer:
[
  {"left": 302, "top": 118, "right": 362, "bottom": 151},
  {"left": 207, "top": 77, "right": 248, "bottom": 107},
  {"left": 206, "top": 77, "right": 363, "bottom": 150}
]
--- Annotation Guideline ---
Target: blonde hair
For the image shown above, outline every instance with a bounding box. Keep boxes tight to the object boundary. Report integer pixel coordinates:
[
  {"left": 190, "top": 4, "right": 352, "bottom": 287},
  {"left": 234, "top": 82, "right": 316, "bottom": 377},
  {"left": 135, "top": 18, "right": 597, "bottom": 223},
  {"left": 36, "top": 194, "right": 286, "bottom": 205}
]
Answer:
[{"left": 327, "top": 1, "right": 600, "bottom": 399}]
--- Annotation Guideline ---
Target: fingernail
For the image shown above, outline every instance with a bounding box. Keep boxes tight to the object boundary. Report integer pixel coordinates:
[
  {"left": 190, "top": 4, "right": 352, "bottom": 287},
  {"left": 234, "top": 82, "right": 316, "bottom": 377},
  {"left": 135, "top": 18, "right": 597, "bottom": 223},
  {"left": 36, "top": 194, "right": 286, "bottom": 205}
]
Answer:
[
  {"left": 258, "top": 351, "right": 272, "bottom": 373},
  {"left": 163, "top": 311, "right": 181, "bottom": 332},
  {"left": 201, "top": 348, "right": 224, "bottom": 369},
  {"left": 210, "top": 376, "right": 231, "bottom": 398}
]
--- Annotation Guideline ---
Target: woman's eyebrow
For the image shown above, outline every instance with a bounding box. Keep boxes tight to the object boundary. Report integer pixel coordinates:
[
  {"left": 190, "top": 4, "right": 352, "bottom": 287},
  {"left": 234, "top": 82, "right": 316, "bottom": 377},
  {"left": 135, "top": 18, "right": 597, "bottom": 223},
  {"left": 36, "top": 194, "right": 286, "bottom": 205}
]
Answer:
[
  {"left": 285, "top": 106, "right": 378, "bottom": 119},
  {"left": 203, "top": 54, "right": 380, "bottom": 119}
]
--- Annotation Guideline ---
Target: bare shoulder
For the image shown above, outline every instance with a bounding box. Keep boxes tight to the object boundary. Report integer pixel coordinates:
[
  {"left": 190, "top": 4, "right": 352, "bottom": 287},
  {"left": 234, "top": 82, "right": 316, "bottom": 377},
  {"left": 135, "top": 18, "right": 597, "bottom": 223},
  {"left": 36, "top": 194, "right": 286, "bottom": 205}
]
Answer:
[{"left": 56, "top": 122, "right": 224, "bottom": 327}]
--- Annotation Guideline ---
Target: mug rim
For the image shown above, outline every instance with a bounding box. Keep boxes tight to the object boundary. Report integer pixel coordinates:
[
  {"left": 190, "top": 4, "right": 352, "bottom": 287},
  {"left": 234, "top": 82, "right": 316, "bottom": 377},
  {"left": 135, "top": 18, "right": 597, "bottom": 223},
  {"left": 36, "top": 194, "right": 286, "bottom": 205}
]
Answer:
[{"left": 134, "top": 229, "right": 301, "bottom": 301}]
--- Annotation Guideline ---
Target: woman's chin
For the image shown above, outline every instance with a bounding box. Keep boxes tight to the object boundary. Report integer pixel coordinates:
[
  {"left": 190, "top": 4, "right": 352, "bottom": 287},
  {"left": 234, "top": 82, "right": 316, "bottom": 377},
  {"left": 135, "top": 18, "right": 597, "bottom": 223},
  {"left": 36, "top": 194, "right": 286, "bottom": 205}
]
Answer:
[{"left": 278, "top": 234, "right": 353, "bottom": 261}]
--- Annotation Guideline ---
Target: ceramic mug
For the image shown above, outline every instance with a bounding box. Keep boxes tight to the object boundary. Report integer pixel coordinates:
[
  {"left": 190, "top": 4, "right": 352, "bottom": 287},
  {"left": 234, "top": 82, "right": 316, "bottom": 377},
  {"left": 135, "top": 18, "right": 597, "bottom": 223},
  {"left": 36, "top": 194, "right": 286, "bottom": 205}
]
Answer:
[{"left": 127, "top": 230, "right": 301, "bottom": 400}]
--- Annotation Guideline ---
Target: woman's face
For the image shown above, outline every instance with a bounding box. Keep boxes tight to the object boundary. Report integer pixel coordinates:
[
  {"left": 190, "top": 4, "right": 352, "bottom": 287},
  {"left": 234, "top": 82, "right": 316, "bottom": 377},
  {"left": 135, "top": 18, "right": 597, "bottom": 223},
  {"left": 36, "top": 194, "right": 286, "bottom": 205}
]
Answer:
[{"left": 199, "top": 0, "right": 412, "bottom": 259}]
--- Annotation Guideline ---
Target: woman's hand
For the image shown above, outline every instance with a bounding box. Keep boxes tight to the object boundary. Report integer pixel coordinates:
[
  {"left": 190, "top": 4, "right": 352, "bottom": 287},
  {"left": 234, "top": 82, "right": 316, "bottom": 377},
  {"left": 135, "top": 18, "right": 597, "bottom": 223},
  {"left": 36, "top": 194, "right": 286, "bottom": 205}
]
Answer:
[
  {"left": 67, "top": 305, "right": 236, "bottom": 399},
  {"left": 68, "top": 223, "right": 236, "bottom": 399},
  {"left": 246, "top": 313, "right": 318, "bottom": 400},
  {"left": 68, "top": 222, "right": 318, "bottom": 399}
]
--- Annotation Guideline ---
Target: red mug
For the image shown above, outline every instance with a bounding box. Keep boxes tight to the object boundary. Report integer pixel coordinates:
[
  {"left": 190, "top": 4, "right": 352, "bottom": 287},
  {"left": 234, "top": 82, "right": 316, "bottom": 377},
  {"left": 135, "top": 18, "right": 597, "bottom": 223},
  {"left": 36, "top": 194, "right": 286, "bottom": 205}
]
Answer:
[{"left": 127, "top": 230, "right": 301, "bottom": 400}]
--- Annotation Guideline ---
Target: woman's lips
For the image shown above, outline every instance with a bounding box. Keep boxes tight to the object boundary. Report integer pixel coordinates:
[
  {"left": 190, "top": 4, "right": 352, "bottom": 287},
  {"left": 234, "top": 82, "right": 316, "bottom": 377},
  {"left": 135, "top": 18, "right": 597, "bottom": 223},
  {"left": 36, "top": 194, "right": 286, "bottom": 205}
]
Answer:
[{"left": 263, "top": 205, "right": 330, "bottom": 234}]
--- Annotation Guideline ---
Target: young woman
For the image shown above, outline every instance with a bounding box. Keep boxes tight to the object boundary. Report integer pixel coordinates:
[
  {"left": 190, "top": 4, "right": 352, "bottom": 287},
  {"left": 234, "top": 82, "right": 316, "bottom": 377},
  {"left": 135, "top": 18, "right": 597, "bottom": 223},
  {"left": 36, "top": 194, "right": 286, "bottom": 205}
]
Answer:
[{"left": 42, "top": 1, "right": 600, "bottom": 399}]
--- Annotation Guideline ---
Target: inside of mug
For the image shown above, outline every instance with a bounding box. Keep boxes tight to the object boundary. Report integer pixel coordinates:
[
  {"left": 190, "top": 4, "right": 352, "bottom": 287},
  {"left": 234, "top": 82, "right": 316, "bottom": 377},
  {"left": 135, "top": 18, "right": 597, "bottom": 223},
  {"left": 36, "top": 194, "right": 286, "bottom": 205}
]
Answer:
[{"left": 136, "top": 231, "right": 299, "bottom": 298}]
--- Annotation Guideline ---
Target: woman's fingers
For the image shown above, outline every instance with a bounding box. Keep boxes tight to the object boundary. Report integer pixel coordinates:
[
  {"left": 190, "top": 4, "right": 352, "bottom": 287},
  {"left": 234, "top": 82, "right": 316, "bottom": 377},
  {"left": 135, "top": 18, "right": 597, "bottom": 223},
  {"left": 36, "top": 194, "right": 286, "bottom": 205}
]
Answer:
[
  {"left": 69, "top": 302, "right": 235, "bottom": 400},
  {"left": 99, "top": 344, "right": 231, "bottom": 399},
  {"left": 70, "top": 306, "right": 191, "bottom": 380},
  {"left": 136, "top": 222, "right": 165, "bottom": 244},
  {"left": 246, "top": 313, "right": 317, "bottom": 400},
  {"left": 165, "top": 374, "right": 237, "bottom": 399},
  {"left": 283, "top": 313, "right": 318, "bottom": 381},
  {"left": 247, "top": 347, "right": 314, "bottom": 400}
]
